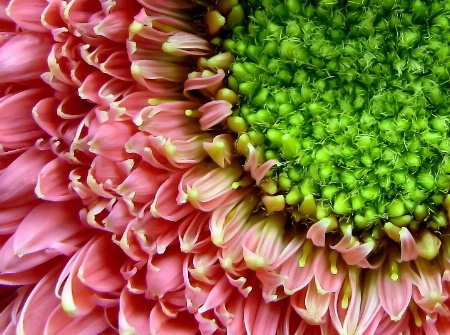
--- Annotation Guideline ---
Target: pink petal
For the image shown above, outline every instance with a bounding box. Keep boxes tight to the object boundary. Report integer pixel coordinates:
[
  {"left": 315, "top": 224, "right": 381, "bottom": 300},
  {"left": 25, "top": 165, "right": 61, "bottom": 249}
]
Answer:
[
  {"left": 244, "top": 291, "right": 281, "bottom": 335},
  {"left": 12, "top": 202, "right": 84, "bottom": 256},
  {"left": 0, "top": 147, "right": 54, "bottom": 206},
  {"left": 118, "top": 289, "right": 153, "bottom": 335},
  {"left": 151, "top": 172, "right": 195, "bottom": 221},
  {"left": 78, "top": 235, "right": 126, "bottom": 293},
  {"left": 0, "top": 88, "right": 48, "bottom": 150},
  {"left": 378, "top": 261, "right": 412, "bottom": 321},
  {"left": 197, "top": 100, "right": 232, "bottom": 130},
  {"left": 16, "top": 265, "right": 62, "bottom": 335},
  {"left": 6, "top": 0, "right": 48, "bottom": 32},
  {"left": 35, "top": 157, "right": 78, "bottom": 201},
  {"left": 149, "top": 303, "right": 198, "bottom": 335},
  {"left": 44, "top": 306, "right": 109, "bottom": 335},
  {"left": 146, "top": 248, "right": 185, "bottom": 298},
  {"left": 88, "top": 120, "right": 135, "bottom": 161},
  {"left": 399, "top": 227, "right": 419, "bottom": 262},
  {"left": 0, "top": 204, "right": 34, "bottom": 235},
  {"left": 0, "top": 33, "right": 52, "bottom": 83}
]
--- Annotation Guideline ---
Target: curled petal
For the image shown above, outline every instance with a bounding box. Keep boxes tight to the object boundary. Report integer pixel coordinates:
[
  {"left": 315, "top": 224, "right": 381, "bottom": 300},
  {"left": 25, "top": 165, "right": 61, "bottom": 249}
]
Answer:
[
  {"left": 306, "top": 217, "right": 338, "bottom": 248},
  {"left": 244, "top": 144, "right": 278, "bottom": 185},
  {"left": 399, "top": 227, "right": 419, "bottom": 262},
  {"left": 291, "top": 281, "right": 331, "bottom": 325},
  {"left": 198, "top": 100, "right": 232, "bottom": 130},
  {"left": 36, "top": 157, "right": 77, "bottom": 201},
  {"left": 88, "top": 120, "right": 135, "bottom": 161},
  {"left": 177, "top": 162, "right": 244, "bottom": 211},
  {"left": 203, "top": 134, "right": 235, "bottom": 168},
  {"left": 6, "top": 0, "right": 48, "bottom": 32},
  {"left": 146, "top": 248, "right": 185, "bottom": 299},
  {"left": 118, "top": 289, "right": 153, "bottom": 335},
  {"left": 184, "top": 69, "right": 225, "bottom": 97},
  {"left": 150, "top": 172, "right": 195, "bottom": 221},
  {"left": 93, "top": 10, "right": 134, "bottom": 42},
  {"left": 162, "top": 32, "right": 212, "bottom": 56}
]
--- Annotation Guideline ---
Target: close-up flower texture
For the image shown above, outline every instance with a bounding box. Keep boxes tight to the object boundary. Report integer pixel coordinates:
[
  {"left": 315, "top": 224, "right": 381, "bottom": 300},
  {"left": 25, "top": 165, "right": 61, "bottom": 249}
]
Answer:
[{"left": 3, "top": 0, "right": 450, "bottom": 334}]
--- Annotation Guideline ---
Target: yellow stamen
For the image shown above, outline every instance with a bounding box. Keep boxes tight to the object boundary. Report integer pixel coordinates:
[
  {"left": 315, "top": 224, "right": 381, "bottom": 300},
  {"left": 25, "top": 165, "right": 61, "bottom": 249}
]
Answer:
[
  {"left": 329, "top": 250, "right": 339, "bottom": 275},
  {"left": 299, "top": 240, "right": 313, "bottom": 268},
  {"left": 129, "top": 21, "right": 144, "bottom": 34},
  {"left": 185, "top": 109, "right": 201, "bottom": 117}
]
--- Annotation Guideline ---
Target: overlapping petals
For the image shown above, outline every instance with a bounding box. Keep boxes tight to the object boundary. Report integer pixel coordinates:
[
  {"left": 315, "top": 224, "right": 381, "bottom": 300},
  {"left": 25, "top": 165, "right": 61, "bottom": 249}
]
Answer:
[{"left": 2, "top": 0, "right": 450, "bottom": 334}]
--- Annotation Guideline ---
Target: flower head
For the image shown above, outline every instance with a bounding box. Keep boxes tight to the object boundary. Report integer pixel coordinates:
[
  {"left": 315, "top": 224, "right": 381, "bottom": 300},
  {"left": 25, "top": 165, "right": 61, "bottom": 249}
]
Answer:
[{"left": 2, "top": 0, "right": 450, "bottom": 334}]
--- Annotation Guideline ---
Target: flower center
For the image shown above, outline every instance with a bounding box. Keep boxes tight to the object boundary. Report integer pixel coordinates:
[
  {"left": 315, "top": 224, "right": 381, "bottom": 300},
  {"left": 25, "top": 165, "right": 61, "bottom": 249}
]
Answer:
[{"left": 222, "top": 0, "right": 450, "bottom": 232}]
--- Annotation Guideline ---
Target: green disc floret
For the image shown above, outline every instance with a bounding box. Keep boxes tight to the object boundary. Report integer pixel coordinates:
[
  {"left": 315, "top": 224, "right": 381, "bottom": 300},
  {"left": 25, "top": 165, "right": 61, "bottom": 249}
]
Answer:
[{"left": 222, "top": 0, "right": 450, "bottom": 231}]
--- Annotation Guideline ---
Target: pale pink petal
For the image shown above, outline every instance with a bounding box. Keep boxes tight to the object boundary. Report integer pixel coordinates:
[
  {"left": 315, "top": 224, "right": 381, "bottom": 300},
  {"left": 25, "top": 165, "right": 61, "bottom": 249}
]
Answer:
[
  {"left": 244, "top": 144, "right": 278, "bottom": 184},
  {"left": 197, "top": 100, "right": 232, "bottom": 130},
  {"left": 378, "top": 260, "right": 412, "bottom": 321},
  {"left": 313, "top": 249, "right": 346, "bottom": 294},
  {"left": 184, "top": 69, "right": 225, "bottom": 97},
  {"left": 291, "top": 281, "right": 331, "bottom": 325},
  {"left": 203, "top": 134, "right": 235, "bottom": 168},
  {"left": 307, "top": 217, "right": 338, "bottom": 247},
  {"left": 177, "top": 162, "right": 243, "bottom": 212},
  {"left": 399, "top": 227, "right": 419, "bottom": 262},
  {"left": 162, "top": 32, "right": 212, "bottom": 56}
]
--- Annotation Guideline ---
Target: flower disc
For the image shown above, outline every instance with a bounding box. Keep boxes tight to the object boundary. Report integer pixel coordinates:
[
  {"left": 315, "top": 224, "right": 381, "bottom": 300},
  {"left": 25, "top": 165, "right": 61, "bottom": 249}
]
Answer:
[{"left": 223, "top": 0, "right": 450, "bottom": 233}]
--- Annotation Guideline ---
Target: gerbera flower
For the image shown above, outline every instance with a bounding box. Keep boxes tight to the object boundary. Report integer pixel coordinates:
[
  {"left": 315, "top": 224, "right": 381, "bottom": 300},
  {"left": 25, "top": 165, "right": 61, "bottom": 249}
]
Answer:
[{"left": 1, "top": 0, "right": 450, "bottom": 334}]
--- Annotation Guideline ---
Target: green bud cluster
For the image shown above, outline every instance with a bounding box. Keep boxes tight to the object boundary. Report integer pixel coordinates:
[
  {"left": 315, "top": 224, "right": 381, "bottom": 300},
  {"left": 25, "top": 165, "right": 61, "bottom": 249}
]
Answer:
[{"left": 223, "top": 0, "right": 450, "bottom": 229}]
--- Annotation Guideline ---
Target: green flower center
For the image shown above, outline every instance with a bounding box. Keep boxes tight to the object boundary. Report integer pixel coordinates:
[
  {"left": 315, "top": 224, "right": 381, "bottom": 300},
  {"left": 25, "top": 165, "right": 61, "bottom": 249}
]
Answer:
[{"left": 223, "top": 0, "right": 450, "bottom": 230}]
